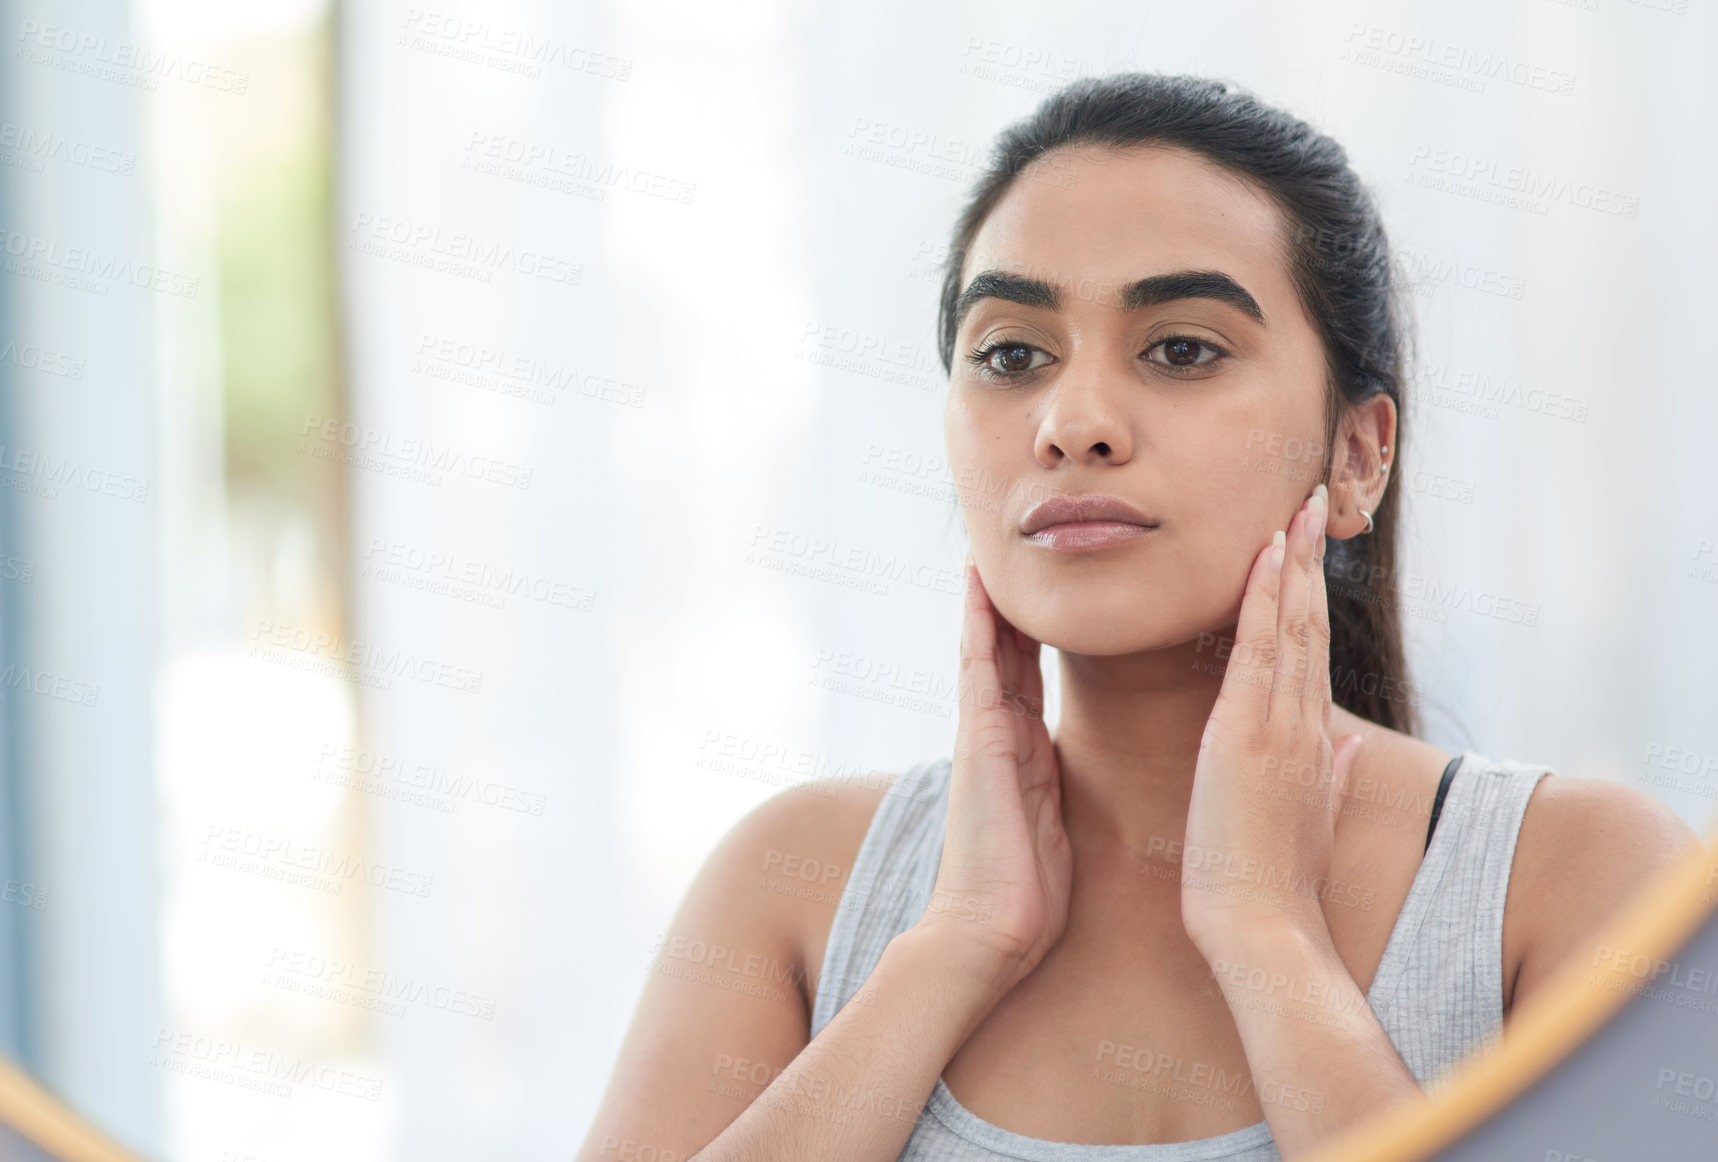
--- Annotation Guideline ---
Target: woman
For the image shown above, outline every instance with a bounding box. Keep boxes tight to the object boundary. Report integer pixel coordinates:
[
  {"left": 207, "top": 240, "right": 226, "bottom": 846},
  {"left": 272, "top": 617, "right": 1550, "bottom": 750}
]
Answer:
[{"left": 576, "top": 74, "right": 1701, "bottom": 1162}]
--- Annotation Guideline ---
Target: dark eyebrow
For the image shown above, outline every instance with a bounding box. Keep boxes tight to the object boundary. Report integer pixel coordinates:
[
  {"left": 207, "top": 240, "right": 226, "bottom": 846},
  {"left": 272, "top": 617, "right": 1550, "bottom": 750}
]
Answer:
[{"left": 952, "top": 268, "right": 1266, "bottom": 331}]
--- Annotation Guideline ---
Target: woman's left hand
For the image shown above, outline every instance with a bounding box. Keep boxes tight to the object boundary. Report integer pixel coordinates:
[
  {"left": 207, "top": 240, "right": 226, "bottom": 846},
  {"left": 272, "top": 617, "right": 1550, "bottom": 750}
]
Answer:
[{"left": 1180, "top": 483, "right": 1368, "bottom": 954}]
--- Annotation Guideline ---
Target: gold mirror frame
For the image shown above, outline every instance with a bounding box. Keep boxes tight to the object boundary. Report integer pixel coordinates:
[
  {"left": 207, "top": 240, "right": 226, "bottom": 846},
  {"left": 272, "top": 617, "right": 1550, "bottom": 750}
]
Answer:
[
  {"left": 1308, "top": 819, "right": 1718, "bottom": 1162},
  {"left": 0, "top": 1054, "right": 154, "bottom": 1162}
]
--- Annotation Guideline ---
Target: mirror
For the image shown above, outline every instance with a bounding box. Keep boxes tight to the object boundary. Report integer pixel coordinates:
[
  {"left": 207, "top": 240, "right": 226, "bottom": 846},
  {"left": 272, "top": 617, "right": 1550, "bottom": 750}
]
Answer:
[{"left": 2, "top": 2, "right": 1713, "bottom": 1161}]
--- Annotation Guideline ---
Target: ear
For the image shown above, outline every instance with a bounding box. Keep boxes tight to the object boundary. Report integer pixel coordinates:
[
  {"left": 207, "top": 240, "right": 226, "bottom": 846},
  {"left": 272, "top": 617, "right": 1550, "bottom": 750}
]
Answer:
[{"left": 1328, "top": 394, "right": 1396, "bottom": 540}]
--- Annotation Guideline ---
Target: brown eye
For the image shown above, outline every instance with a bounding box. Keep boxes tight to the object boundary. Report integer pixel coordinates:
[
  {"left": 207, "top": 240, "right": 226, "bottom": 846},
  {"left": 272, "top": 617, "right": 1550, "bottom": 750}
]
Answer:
[
  {"left": 1146, "top": 337, "right": 1222, "bottom": 370},
  {"left": 968, "top": 342, "right": 1052, "bottom": 379}
]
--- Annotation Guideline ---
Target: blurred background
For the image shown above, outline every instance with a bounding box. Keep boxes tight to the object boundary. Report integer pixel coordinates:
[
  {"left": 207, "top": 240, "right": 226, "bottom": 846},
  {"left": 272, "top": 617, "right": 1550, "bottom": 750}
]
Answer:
[{"left": 0, "top": 0, "right": 1714, "bottom": 1159}]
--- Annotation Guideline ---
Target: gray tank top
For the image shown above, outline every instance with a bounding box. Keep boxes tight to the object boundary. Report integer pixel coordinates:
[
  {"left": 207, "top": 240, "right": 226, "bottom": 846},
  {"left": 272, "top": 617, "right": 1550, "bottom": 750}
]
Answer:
[{"left": 809, "top": 750, "right": 1552, "bottom": 1161}]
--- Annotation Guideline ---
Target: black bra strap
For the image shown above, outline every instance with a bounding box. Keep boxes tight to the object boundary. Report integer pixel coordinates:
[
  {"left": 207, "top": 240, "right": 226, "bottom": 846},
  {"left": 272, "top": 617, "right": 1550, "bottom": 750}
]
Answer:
[{"left": 1424, "top": 755, "right": 1462, "bottom": 853}]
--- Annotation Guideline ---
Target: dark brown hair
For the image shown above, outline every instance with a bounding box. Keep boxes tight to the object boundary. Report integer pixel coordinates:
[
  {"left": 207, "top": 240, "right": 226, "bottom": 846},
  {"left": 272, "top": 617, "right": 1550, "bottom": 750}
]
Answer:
[{"left": 937, "top": 72, "right": 1418, "bottom": 735}]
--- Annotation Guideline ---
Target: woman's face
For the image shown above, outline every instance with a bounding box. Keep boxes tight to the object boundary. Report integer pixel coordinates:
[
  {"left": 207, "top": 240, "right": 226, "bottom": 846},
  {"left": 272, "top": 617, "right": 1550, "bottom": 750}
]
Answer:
[{"left": 945, "top": 143, "right": 1333, "bottom": 656}]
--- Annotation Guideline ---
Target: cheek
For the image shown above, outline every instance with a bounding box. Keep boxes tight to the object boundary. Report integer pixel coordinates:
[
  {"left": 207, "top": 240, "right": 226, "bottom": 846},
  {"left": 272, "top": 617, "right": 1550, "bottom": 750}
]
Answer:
[
  {"left": 1158, "top": 424, "right": 1300, "bottom": 592},
  {"left": 947, "top": 403, "right": 1026, "bottom": 525},
  {"left": 1183, "top": 398, "right": 1324, "bottom": 521}
]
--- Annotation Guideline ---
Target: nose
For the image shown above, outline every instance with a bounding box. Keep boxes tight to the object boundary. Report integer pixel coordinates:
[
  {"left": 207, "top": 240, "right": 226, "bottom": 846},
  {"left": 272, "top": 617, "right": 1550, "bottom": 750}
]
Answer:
[{"left": 1032, "top": 362, "right": 1135, "bottom": 468}]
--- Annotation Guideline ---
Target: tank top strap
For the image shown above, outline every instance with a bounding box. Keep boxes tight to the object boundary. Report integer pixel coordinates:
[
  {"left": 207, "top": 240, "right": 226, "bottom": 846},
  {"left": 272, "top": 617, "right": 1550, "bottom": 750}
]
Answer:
[
  {"left": 810, "top": 756, "right": 952, "bottom": 1038},
  {"left": 1366, "top": 751, "right": 1553, "bottom": 1087}
]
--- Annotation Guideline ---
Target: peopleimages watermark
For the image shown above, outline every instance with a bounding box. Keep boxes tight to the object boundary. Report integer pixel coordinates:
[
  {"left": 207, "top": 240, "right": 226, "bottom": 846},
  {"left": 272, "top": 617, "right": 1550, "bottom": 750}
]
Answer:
[
  {"left": 411, "top": 331, "right": 646, "bottom": 408},
  {"left": 1341, "top": 23, "right": 1578, "bottom": 96},
  {"left": 856, "top": 442, "right": 960, "bottom": 506},
  {"left": 1393, "top": 244, "right": 1527, "bottom": 301},
  {"left": 1592, "top": 945, "right": 1718, "bottom": 1016},
  {"left": 594, "top": 1136, "right": 689, "bottom": 1162},
  {"left": 1094, "top": 1037, "right": 1329, "bottom": 1112},
  {"left": 1412, "top": 361, "right": 1591, "bottom": 424},
  {"left": 647, "top": 932, "right": 804, "bottom": 1005},
  {"left": 1405, "top": 144, "right": 1639, "bottom": 218},
  {"left": 796, "top": 319, "right": 944, "bottom": 393},
  {"left": 263, "top": 945, "right": 498, "bottom": 1020},
  {"left": 693, "top": 729, "right": 904, "bottom": 799},
  {"left": 808, "top": 646, "right": 956, "bottom": 720},
  {"left": 842, "top": 115, "right": 1078, "bottom": 190},
  {"left": 0, "top": 120, "right": 136, "bottom": 176},
  {"left": 298, "top": 414, "right": 533, "bottom": 491},
  {"left": 0, "top": 337, "right": 86, "bottom": 379},
  {"left": 347, "top": 211, "right": 581, "bottom": 288},
  {"left": 905, "top": 244, "right": 950, "bottom": 288},
  {"left": 1, "top": 878, "right": 49, "bottom": 910},
  {"left": 0, "top": 662, "right": 99, "bottom": 708},
  {"left": 361, "top": 536, "right": 596, "bottom": 614},
  {"left": 197, "top": 822, "right": 436, "bottom": 898},
  {"left": 1652, "top": 1067, "right": 1718, "bottom": 1122},
  {"left": 15, "top": 20, "right": 250, "bottom": 94},
  {"left": 1632, "top": 742, "right": 1718, "bottom": 799},
  {"left": 313, "top": 742, "right": 548, "bottom": 817},
  {"left": 247, "top": 618, "right": 485, "bottom": 695},
  {"left": 0, "top": 442, "right": 150, "bottom": 503},
  {"left": 398, "top": 9, "right": 632, "bottom": 82},
  {"left": 1191, "top": 630, "right": 1429, "bottom": 707},
  {"left": 954, "top": 38, "right": 1091, "bottom": 95},
  {"left": 462, "top": 131, "right": 695, "bottom": 204},
  {"left": 0, "top": 224, "right": 199, "bottom": 298},
  {"left": 1144, "top": 833, "right": 1378, "bottom": 913},
  {"left": 150, "top": 1028, "right": 382, "bottom": 1102},
  {"left": 745, "top": 523, "right": 964, "bottom": 598}
]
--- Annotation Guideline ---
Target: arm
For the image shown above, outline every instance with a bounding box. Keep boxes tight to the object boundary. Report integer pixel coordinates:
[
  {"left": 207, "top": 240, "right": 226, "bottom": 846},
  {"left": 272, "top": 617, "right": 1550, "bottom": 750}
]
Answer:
[
  {"left": 1179, "top": 487, "right": 1425, "bottom": 1159},
  {"left": 1189, "top": 916, "right": 1428, "bottom": 1160},
  {"left": 1189, "top": 776, "right": 1707, "bottom": 1160},
  {"left": 572, "top": 780, "right": 1018, "bottom": 1162},
  {"left": 690, "top": 925, "right": 1014, "bottom": 1162},
  {"left": 1503, "top": 774, "right": 1705, "bottom": 1014},
  {"left": 1180, "top": 784, "right": 1705, "bottom": 1162}
]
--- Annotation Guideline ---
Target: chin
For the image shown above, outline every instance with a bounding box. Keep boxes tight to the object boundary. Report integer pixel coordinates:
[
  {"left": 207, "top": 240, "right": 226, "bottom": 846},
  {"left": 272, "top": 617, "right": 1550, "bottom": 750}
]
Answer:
[
  {"left": 1031, "top": 622, "right": 1158, "bottom": 657},
  {"left": 988, "top": 545, "right": 1250, "bottom": 659},
  {"left": 994, "top": 573, "right": 1187, "bottom": 657}
]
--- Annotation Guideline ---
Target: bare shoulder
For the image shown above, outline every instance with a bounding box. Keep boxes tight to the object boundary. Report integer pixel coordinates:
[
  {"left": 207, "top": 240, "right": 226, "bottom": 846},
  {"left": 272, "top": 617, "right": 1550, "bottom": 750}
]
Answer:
[
  {"left": 571, "top": 771, "right": 900, "bottom": 1161},
  {"left": 1503, "top": 772, "right": 1704, "bottom": 1011},
  {"left": 741, "top": 770, "right": 901, "bottom": 857},
  {"left": 677, "top": 770, "right": 903, "bottom": 1003},
  {"left": 743, "top": 772, "right": 902, "bottom": 1006}
]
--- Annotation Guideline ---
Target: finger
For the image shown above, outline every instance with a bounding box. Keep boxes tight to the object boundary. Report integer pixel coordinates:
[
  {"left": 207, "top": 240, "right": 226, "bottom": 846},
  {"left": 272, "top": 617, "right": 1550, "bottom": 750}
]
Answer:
[
  {"left": 993, "top": 606, "right": 1023, "bottom": 705},
  {"left": 1307, "top": 495, "right": 1335, "bottom": 734},
  {"left": 1269, "top": 495, "right": 1318, "bottom": 726},
  {"left": 1018, "top": 629, "right": 1045, "bottom": 720},
  {"left": 958, "top": 560, "right": 1004, "bottom": 730},
  {"left": 1219, "top": 531, "right": 1283, "bottom": 724}
]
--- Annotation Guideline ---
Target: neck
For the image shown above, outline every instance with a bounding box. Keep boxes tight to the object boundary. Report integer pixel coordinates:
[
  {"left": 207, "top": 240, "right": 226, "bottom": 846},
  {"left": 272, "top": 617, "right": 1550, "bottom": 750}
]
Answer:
[{"left": 1050, "top": 633, "right": 1378, "bottom": 857}]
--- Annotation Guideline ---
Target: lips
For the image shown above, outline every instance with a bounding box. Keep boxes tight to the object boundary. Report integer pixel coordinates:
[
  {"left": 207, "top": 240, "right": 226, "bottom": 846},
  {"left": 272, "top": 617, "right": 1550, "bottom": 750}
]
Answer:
[{"left": 1020, "top": 493, "right": 1159, "bottom": 536}]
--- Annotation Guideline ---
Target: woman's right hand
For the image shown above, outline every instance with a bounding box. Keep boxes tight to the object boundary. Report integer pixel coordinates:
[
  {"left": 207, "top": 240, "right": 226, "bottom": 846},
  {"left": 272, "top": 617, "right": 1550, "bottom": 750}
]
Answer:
[{"left": 917, "top": 556, "right": 1073, "bottom": 995}]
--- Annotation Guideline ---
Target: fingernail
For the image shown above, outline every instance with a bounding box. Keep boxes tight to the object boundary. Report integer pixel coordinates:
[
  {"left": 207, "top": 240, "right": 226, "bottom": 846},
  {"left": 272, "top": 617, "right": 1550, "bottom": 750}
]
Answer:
[
  {"left": 1270, "top": 529, "right": 1286, "bottom": 572},
  {"left": 1309, "top": 483, "right": 1328, "bottom": 542},
  {"left": 964, "top": 549, "right": 973, "bottom": 569}
]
